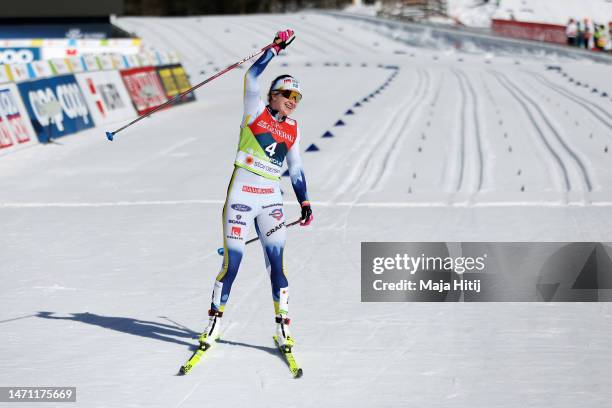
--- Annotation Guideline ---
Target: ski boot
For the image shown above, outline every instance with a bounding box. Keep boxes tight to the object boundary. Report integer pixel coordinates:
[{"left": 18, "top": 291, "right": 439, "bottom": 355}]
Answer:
[
  {"left": 274, "top": 315, "right": 295, "bottom": 352},
  {"left": 198, "top": 309, "right": 222, "bottom": 348}
]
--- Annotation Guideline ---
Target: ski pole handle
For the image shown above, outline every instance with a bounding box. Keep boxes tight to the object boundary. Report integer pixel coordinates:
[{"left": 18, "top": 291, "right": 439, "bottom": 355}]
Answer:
[
  {"left": 217, "top": 219, "right": 302, "bottom": 256},
  {"left": 106, "top": 41, "right": 279, "bottom": 141}
]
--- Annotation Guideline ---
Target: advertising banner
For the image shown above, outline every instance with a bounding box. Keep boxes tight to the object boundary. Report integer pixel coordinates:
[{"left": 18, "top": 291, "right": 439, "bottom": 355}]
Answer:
[
  {"left": 9, "top": 63, "right": 32, "bottom": 82},
  {"left": 120, "top": 66, "right": 168, "bottom": 115},
  {"left": 97, "top": 54, "right": 114, "bottom": 71},
  {"left": 492, "top": 19, "right": 566, "bottom": 45},
  {"left": 29, "top": 60, "right": 53, "bottom": 78},
  {"left": 67, "top": 56, "right": 85, "bottom": 73},
  {"left": 124, "top": 54, "right": 141, "bottom": 68},
  {"left": 75, "top": 70, "right": 137, "bottom": 126},
  {"left": 0, "top": 65, "right": 11, "bottom": 84},
  {"left": 0, "top": 47, "right": 41, "bottom": 64},
  {"left": 156, "top": 64, "right": 195, "bottom": 103},
  {"left": 81, "top": 55, "right": 100, "bottom": 71},
  {"left": 111, "top": 54, "right": 129, "bottom": 70},
  {"left": 50, "top": 58, "right": 72, "bottom": 75},
  {"left": 0, "top": 83, "right": 37, "bottom": 154},
  {"left": 17, "top": 74, "right": 93, "bottom": 143}
]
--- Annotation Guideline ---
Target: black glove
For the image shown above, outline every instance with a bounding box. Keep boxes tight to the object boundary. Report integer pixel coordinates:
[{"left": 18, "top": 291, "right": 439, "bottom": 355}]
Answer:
[{"left": 300, "top": 201, "right": 313, "bottom": 226}]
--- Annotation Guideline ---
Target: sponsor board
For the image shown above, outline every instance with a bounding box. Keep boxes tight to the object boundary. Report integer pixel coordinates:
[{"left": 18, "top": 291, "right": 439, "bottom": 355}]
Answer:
[
  {"left": 156, "top": 64, "right": 195, "bottom": 103},
  {"left": 0, "top": 48, "right": 41, "bottom": 64},
  {"left": 29, "top": 61, "right": 53, "bottom": 78},
  {"left": 17, "top": 74, "right": 93, "bottom": 143},
  {"left": 0, "top": 65, "right": 11, "bottom": 84},
  {"left": 75, "top": 71, "right": 137, "bottom": 126},
  {"left": 81, "top": 55, "right": 100, "bottom": 71},
  {"left": 0, "top": 83, "right": 37, "bottom": 154},
  {"left": 50, "top": 59, "right": 72, "bottom": 75},
  {"left": 125, "top": 54, "right": 141, "bottom": 68},
  {"left": 97, "top": 55, "right": 115, "bottom": 71},
  {"left": 111, "top": 54, "right": 129, "bottom": 70},
  {"left": 67, "top": 57, "right": 85, "bottom": 73},
  {"left": 9, "top": 63, "right": 31, "bottom": 82},
  {"left": 120, "top": 66, "right": 168, "bottom": 115}
]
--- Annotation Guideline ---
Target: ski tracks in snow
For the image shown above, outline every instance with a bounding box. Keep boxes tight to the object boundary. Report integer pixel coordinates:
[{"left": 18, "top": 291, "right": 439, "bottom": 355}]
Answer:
[
  {"left": 526, "top": 71, "right": 612, "bottom": 138},
  {"left": 451, "top": 68, "right": 485, "bottom": 194},
  {"left": 491, "top": 70, "right": 593, "bottom": 196}
]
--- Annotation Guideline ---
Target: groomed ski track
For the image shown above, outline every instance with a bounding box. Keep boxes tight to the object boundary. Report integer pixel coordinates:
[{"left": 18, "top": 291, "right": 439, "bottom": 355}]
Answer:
[{"left": 1, "top": 12, "right": 612, "bottom": 408}]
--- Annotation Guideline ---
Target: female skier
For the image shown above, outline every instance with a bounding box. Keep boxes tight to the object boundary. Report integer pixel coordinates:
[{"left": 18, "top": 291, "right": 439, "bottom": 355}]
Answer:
[{"left": 199, "top": 30, "right": 312, "bottom": 350}]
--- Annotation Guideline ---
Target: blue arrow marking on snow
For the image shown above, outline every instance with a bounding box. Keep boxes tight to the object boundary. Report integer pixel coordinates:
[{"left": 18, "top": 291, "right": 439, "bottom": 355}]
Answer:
[
  {"left": 306, "top": 144, "right": 320, "bottom": 152},
  {"left": 322, "top": 131, "right": 334, "bottom": 138},
  {"left": 334, "top": 119, "right": 345, "bottom": 126},
  {"left": 345, "top": 109, "right": 354, "bottom": 115}
]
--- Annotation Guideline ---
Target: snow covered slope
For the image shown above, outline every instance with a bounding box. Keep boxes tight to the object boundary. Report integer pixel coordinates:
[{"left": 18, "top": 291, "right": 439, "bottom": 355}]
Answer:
[
  {"left": 1, "top": 12, "right": 611, "bottom": 408},
  {"left": 448, "top": 0, "right": 612, "bottom": 27}
]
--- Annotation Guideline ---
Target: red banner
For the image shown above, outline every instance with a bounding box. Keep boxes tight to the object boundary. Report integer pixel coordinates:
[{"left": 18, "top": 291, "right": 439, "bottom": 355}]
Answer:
[
  {"left": 120, "top": 66, "right": 168, "bottom": 115},
  {"left": 492, "top": 19, "right": 566, "bottom": 45}
]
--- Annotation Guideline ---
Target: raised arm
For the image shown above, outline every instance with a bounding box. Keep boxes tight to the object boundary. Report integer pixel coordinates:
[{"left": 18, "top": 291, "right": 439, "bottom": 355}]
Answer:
[
  {"left": 242, "top": 30, "right": 295, "bottom": 126},
  {"left": 242, "top": 49, "right": 274, "bottom": 125}
]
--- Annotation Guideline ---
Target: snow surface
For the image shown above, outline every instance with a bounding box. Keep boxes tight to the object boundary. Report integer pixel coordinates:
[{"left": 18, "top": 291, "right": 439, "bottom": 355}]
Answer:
[
  {"left": 446, "top": 0, "right": 612, "bottom": 27},
  {"left": 1, "top": 12, "right": 612, "bottom": 408}
]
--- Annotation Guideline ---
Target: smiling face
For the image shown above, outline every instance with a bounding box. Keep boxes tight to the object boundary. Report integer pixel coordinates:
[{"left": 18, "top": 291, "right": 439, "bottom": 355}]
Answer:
[{"left": 269, "top": 91, "right": 299, "bottom": 117}]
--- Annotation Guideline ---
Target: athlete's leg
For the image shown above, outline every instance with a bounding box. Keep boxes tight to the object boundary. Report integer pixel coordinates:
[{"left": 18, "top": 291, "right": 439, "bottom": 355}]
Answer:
[
  {"left": 255, "top": 202, "right": 288, "bottom": 316},
  {"left": 210, "top": 175, "right": 256, "bottom": 314}
]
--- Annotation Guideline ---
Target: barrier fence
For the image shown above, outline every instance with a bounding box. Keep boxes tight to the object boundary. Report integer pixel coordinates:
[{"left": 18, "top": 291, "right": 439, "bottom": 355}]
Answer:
[{"left": 0, "top": 50, "right": 194, "bottom": 155}]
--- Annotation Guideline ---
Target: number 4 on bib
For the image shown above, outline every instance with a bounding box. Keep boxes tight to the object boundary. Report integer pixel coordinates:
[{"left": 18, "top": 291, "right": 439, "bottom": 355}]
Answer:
[{"left": 265, "top": 142, "right": 278, "bottom": 156}]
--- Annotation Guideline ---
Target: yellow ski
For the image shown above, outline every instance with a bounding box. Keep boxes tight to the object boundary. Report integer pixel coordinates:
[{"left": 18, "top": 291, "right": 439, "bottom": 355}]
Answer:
[{"left": 273, "top": 335, "right": 303, "bottom": 378}]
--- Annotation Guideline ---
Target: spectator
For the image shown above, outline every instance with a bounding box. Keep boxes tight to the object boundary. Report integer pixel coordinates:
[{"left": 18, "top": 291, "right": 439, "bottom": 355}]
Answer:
[
  {"left": 566, "top": 18, "right": 577, "bottom": 46},
  {"left": 583, "top": 18, "right": 592, "bottom": 49},
  {"left": 576, "top": 19, "right": 584, "bottom": 47},
  {"left": 594, "top": 24, "right": 606, "bottom": 50},
  {"left": 607, "top": 22, "right": 612, "bottom": 52}
]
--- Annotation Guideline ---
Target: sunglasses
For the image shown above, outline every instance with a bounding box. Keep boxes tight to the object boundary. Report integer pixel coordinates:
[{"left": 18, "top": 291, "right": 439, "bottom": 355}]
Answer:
[{"left": 274, "top": 90, "right": 302, "bottom": 103}]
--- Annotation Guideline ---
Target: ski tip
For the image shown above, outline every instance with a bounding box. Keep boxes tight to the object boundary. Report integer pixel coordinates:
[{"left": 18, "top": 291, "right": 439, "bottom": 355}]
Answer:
[
  {"left": 217, "top": 247, "right": 224, "bottom": 256},
  {"left": 295, "top": 368, "right": 303, "bottom": 378},
  {"left": 105, "top": 131, "right": 114, "bottom": 141}
]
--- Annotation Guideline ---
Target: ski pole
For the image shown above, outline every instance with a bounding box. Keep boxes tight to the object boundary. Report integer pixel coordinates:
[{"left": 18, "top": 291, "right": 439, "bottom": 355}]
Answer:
[
  {"left": 106, "top": 41, "right": 280, "bottom": 141},
  {"left": 217, "top": 218, "right": 302, "bottom": 256}
]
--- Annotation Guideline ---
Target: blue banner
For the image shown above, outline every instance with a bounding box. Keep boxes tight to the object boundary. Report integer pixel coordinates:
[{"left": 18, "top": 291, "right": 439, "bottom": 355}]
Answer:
[
  {"left": 0, "top": 47, "right": 41, "bottom": 64},
  {"left": 17, "top": 74, "right": 94, "bottom": 143}
]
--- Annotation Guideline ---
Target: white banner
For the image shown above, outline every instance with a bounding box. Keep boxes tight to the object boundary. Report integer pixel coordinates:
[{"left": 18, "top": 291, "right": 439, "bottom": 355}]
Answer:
[
  {"left": 50, "top": 59, "right": 72, "bottom": 75},
  {"left": 0, "top": 65, "right": 11, "bottom": 84},
  {"left": 67, "top": 57, "right": 85, "bottom": 73},
  {"left": 0, "top": 83, "right": 38, "bottom": 155},
  {"left": 9, "top": 64, "right": 31, "bottom": 82},
  {"left": 29, "top": 61, "right": 53, "bottom": 78},
  {"left": 97, "top": 54, "right": 115, "bottom": 71},
  {"left": 81, "top": 55, "right": 100, "bottom": 71},
  {"left": 75, "top": 70, "right": 136, "bottom": 126}
]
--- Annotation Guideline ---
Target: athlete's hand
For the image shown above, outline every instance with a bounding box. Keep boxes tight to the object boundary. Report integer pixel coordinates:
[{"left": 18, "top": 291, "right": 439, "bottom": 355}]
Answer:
[
  {"left": 272, "top": 29, "right": 295, "bottom": 54},
  {"left": 300, "top": 201, "right": 313, "bottom": 226}
]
